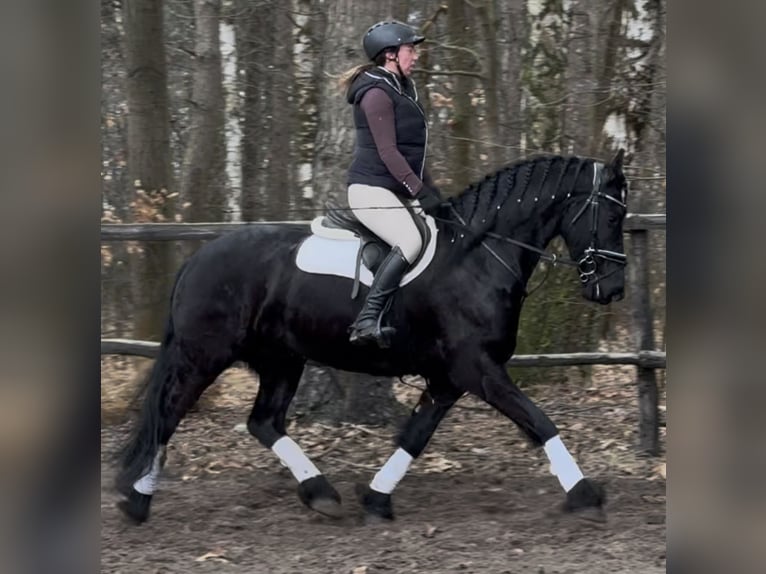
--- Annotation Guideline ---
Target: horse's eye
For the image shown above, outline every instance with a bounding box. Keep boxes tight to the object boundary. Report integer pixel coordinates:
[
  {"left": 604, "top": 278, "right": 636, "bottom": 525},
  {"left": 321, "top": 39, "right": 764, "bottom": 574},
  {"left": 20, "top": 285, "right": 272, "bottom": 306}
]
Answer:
[{"left": 607, "top": 208, "right": 622, "bottom": 225}]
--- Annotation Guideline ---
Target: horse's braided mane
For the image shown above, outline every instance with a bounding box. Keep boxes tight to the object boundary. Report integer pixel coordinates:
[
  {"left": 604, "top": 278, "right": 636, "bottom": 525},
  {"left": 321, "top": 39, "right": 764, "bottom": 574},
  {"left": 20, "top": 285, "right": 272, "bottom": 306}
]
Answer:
[
  {"left": 449, "top": 154, "right": 572, "bottom": 237},
  {"left": 443, "top": 154, "right": 597, "bottom": 252}
]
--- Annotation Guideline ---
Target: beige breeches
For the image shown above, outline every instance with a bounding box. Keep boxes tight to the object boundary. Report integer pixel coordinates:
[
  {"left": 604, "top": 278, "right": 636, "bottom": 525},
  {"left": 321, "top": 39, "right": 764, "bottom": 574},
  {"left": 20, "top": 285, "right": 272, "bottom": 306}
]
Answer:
[{"left": 347, "top": 184, "right": 423, "bottom": 264}]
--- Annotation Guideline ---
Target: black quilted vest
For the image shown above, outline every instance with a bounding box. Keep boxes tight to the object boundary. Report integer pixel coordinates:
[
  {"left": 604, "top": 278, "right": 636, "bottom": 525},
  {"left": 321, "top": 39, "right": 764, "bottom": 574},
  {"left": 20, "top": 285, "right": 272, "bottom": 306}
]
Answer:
[{"left": 346, "top": 67, "right": 428, "bottom": 198}]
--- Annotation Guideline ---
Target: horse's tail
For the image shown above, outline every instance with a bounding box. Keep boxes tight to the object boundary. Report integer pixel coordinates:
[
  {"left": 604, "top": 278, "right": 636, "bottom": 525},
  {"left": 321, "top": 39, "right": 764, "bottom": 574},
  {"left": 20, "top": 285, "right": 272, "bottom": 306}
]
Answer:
[{"left": 115, "top": 263, "right": 187, "bottom": 495}]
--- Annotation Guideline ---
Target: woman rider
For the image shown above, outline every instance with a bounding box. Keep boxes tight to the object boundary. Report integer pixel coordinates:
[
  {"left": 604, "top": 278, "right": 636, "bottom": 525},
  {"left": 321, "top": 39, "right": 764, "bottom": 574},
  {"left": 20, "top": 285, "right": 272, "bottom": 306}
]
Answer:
[{"left": 342, "top": 20, "right": 443, "bottom": 347}]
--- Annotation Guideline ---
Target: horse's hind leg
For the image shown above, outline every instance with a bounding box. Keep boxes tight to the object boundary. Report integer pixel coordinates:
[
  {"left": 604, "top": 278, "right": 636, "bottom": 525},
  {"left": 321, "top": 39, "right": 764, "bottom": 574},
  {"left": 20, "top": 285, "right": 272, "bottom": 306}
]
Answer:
[
  {"left": 246, "top": 353, "right": 342, "bottom": 518},
  {"left": 358, "top": 376, "right": 463, "bottom": 520},
  {"left": 116, "top": 340, "right": 231, "bottom": 524},
  {"left": 450, "top": 352, "right": 606, "bottom": 519}
]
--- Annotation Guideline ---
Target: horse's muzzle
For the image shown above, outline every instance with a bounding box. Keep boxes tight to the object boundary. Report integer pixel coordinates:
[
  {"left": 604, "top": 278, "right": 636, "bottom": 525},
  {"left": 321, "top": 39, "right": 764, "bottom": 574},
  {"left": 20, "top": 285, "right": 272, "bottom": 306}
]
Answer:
[{"left": 585, "top": 282, "right": 624, "bottom": 305}]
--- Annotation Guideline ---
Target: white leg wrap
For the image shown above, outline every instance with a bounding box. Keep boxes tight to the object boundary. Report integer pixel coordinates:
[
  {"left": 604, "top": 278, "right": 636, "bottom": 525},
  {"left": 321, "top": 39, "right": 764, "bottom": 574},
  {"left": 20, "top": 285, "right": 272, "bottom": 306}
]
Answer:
[
  {"left": 271, "top": 436, "right": 321, "bottom": 482},
  {"left": 543, "top": 435, "right": 584, "bottom": 492},
  {"left": 133, "top": 450, "right": 163, "bottom": 495},
  {"left": 370, "top": 448, "right": 413, "bottom": 494}
]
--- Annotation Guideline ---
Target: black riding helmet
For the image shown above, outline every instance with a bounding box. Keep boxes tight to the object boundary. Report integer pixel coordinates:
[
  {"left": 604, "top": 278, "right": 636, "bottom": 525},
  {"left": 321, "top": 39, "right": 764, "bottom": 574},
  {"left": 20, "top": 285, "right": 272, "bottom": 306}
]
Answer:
[{"left": 362, "top": 20, "right": 425, "bottom": 61}]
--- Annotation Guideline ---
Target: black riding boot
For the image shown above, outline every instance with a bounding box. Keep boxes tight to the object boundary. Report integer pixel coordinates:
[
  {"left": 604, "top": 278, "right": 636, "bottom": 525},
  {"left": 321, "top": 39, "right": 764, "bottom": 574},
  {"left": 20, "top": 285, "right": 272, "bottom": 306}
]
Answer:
[{"left": 349, "top": 246, "right": 409, "bottom": 348}]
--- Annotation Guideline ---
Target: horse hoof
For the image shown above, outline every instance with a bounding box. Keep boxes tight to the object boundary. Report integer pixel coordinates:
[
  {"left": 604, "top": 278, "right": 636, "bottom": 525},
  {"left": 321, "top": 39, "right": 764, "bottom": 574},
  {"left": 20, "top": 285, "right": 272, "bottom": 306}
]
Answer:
[
  {"left": 297, "top": 475, "right": 343, "bottom": 518},
  {"left": 309, "top": 497, "right": 344, "bottom": 519},
  {"left": 560, "top": 478, "right": 607, "bottom": 523},
  {"left": 570, "top": 505, "right": 608, "bottom": 524},
  {"left": 355, "top": 483, "right": 394, "bottom": 520},
  {"left": 564, "top": 478, "right": 606, "bottom": 512},
  {"left": 117, "top": 489, "right": 152, "bottom": 524}
]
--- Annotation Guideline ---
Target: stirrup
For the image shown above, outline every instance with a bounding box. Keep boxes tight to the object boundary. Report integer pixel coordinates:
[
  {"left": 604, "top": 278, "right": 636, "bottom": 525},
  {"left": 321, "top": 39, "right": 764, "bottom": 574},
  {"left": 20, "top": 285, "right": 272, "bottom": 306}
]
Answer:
[
  {"left": 349, "top": 299, "right": 396, "bottom": 348},
  {"left": 349, "top": 324, "right": 396, "bottom": 349}
]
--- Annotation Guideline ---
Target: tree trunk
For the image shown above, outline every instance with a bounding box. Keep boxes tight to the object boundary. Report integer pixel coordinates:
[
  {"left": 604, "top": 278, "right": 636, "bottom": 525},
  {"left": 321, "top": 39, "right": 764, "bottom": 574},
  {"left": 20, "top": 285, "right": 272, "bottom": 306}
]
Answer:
[
  {"left": 264, "top": 3, "right": 294, "bottom": 219},
  {"left": 516, "top": 0, "right": 606, "bottom": 380},
  {"left": 626, "top": 0, "right": 665, "bottom": 455},
  {"left": 310, "top": 0, "right": 358, "bottom": 206},
  {"left": 101, "top": 0, "right": 129, "bottom": 221},
  {"left": 290, "top": 367, "right": 409, "bottom": 426},
  {"left": 123, "top": 0, "right": 176, "bottom": 341},
  {"left": 564, "top": 0, "right": 596, "bottom": 154},
  {"left": 293, "top": 1, "right": 413, "bottom": 425},
  {"left": 292, "top": 0, "right": 320, "bottom": 212},
  {"left": 589, "top": 0, "right": 627, "bottom": 156},
  {"left": 181, "top": 0, "right": 226, "bottom": 223},
  {"left": 390, "top": 0, "right": 411, "bottom": 23},
  {"left": 446, "top": 0, "right": 474, "bottom": 189},
  {"left": 523, "top": 0, "right": 566, "bottom": 152},
  {"left": 237, "top": 0, "right": 266, "bottom": 221},
  {"left": 497, "top": 0, "right": 526, "bottom": 161},
  {"left": 476, "top": 0, "right": 500, "bottom": 168}
]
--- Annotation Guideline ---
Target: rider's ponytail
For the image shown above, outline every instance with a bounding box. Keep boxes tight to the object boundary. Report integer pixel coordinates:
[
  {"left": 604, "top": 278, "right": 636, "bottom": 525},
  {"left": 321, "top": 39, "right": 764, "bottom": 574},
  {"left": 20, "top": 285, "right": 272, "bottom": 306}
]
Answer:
[{"left": 338, "top": 51, "right": 390, "bottom": 94}]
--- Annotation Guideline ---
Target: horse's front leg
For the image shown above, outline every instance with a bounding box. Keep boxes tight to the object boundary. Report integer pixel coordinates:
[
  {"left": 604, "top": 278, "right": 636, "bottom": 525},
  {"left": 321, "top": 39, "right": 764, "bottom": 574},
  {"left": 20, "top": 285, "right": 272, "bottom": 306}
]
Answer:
[
  {"left": 358, "top": 376, "right": 463, "bottom": 520},
  {"left": 247, "top": 355, "right": 342, "bottom": 518},
  {"left": 450, "top": 351, "right": 606, "bottom": 518}
]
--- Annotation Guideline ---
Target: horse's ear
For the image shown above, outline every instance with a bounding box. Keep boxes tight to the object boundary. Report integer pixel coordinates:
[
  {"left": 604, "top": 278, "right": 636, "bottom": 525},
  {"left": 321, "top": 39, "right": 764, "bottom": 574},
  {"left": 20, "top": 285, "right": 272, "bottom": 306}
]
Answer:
[{"left": 610, "top": 149, "right": 625, "bottom": 172}]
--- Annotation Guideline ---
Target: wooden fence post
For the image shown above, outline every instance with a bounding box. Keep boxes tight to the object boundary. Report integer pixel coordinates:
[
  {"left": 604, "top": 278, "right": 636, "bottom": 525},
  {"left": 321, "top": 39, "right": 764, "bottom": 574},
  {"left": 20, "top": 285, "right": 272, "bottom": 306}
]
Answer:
[{"left": 628, "top": 227, "right": 660, "bottom": 455}]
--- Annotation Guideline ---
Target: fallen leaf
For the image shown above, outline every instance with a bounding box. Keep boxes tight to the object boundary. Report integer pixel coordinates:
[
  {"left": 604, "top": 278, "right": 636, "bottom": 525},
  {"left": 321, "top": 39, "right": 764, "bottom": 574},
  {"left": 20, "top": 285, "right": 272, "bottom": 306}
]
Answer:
[
  {"left": 352, "top": 567, "right": 368, "bottom": 574},
  {"left": 195, "top": 549, "right": 229, "bottom": 563}
]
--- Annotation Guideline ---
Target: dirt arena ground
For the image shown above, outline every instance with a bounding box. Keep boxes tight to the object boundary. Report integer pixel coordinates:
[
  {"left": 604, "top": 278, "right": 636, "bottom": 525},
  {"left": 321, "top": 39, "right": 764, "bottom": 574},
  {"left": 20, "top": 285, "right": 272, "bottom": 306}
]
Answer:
[{"left": 101, "top": 360, "right": 666, "bottom": 573}]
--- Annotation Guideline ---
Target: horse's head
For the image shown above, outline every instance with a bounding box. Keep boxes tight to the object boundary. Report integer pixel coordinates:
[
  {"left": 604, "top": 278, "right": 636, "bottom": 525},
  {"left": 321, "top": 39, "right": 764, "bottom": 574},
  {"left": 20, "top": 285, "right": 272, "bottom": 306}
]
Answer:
[{"left": 560, "top": 149, "right": 628, "bottom": 304}]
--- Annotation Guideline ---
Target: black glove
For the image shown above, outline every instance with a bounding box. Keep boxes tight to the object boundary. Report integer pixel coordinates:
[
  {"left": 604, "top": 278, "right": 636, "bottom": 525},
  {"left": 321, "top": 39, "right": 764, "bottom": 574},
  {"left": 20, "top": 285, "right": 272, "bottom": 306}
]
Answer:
[{"left": 416, "top": 184, "right": 444, "bottom": 215}]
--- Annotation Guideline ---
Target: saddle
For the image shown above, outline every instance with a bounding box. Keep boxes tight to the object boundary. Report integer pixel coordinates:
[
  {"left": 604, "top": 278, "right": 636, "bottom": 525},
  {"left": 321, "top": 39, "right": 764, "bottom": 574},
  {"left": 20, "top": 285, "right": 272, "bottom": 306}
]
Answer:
[{"left": 316, "top": 201, "right": 431, "bottom": 299}]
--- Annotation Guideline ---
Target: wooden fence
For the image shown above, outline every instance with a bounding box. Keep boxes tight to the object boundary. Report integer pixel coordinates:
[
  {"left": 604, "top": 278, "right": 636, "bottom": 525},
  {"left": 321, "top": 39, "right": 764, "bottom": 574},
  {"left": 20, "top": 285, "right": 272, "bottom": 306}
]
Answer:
[{"left": 101, "top": 214, "right": 666, "bottom": 452}]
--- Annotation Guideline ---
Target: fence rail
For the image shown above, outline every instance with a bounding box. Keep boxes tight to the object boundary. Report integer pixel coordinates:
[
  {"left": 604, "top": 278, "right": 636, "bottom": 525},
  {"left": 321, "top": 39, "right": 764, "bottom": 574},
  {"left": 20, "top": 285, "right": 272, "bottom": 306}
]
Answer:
[
  {"left": 100, "top": 338, "right": 666, "bottom": 368},
  {"left": 100, "top": 213, "right": 665, "bottom": 242}
]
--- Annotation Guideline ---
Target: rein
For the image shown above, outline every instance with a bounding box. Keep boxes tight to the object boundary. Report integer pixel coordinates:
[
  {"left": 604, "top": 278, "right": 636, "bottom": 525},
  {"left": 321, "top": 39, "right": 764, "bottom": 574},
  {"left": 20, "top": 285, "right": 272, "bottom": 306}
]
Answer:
[
  {"left": 436, "top": 207, "right": 574, "bottom": 298},
  {"left": 436, "top": 162, "right": 627, "bottom": 297}
]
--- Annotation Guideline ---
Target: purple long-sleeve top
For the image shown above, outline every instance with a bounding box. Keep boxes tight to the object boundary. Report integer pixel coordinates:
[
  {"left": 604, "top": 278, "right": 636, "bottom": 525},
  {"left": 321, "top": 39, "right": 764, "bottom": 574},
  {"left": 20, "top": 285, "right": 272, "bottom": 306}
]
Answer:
[{"left": 359, "top": 87, "right": 430, "bottom": 196}]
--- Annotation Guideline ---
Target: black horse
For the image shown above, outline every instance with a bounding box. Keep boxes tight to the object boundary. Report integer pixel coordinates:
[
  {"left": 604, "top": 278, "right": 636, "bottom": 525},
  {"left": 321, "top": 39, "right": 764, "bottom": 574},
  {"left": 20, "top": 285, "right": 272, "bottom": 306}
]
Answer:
[{"left": 116, "top": 150, "right": 629, "bottom": 525}]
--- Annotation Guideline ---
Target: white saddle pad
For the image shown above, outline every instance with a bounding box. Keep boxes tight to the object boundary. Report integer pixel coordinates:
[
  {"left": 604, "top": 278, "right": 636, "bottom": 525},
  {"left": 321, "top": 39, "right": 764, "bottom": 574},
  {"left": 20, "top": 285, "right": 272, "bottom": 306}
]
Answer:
[{"left": 295, "top": 215, "right": 439, "bottom": 287}]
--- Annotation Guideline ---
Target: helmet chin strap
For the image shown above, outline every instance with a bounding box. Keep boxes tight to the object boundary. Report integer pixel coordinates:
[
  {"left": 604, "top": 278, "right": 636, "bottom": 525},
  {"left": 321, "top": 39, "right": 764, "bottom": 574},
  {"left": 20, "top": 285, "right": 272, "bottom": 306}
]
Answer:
[{"left": 388, "top": 49, "right": 406, "bottom": 80}]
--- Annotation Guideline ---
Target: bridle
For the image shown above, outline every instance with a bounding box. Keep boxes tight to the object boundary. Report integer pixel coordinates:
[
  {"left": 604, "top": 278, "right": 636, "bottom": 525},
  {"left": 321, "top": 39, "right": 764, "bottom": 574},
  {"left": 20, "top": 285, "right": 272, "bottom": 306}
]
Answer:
[
  {"left": 444, "top": 161, "right": 627, "bottom": 297},
  {"left": 568, "top": 163, "right": 628, "bottom": 293}
]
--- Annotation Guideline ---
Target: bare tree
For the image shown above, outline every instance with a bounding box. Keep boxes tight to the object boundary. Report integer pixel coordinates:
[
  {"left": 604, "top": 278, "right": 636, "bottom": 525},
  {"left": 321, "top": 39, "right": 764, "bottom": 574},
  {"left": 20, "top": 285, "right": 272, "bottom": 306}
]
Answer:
[
  {"left": 263, "top": 3, "right": 295, "bottom": 219},
  {"left": 625, "top": 0, "right": 665, "bottom": 454},
  {"left": 293, "top": 0, "right": 320, "bottom": 212},
  {"left": 237, "top": 0, "right": 266, "bottom": 220},
  {"left": 293, "top": 2, "right": 417, "bottom": 424},
  {"left": 390, "top": 0, "right": 411, "bottom": 21},
  {"left": 310, "top": 0, "right": 360, "bottom": 206},
  {"left": 101, "top": 0, "right": 129, "bottom": 220},
  {"left": 496, "top": 0, "right": 526, "bottom": 162},
  {"left": 181, "top": 0, "right": 226, "bottom": 222},
  {"left": 564, "top": 0, "right": 596, "bottom": 154},
  {"left": 590, "top": 0, "right": 630, "bottom": 155},
  {"left": 123, "top": 0, "right": 176, "bottom": 340},
  {"left": 445, "top": 0, "right": 475, "bottom": 189}
]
